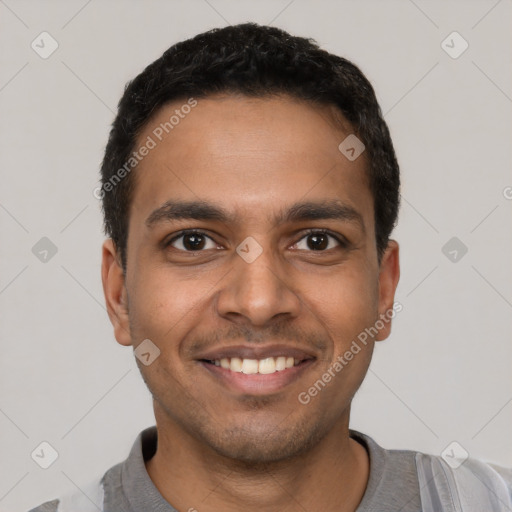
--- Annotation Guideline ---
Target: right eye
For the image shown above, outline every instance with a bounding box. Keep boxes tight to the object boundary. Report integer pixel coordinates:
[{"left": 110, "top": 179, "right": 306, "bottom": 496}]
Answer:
[{"left": 166, "top": 230, "right": 219, "bottom": 252}]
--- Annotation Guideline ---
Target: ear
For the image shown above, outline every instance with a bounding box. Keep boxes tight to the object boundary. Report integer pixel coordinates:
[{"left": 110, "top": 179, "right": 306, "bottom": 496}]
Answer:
[
  {"left": 101, "top": 239, "right": 132, "bottom": 346},
  {"left": 375, "top": 240, "right": 400, "bottom": 341}
]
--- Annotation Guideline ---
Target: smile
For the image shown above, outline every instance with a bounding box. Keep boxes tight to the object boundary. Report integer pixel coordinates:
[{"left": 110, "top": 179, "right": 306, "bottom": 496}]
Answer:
[
  {"left": 204, "top": 356, "right": 302, "bottom": 374},
  {"left": 199, "top": 355, "right": 316, "bottom": 395}
]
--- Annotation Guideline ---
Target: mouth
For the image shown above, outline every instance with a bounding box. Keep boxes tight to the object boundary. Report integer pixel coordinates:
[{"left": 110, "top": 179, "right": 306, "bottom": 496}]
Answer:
[
  {"left": 201, "top": 356, "right": 305, "bottom": 374},
  {"left": 197, "top": 348, "right": 317, "bottom": 395}
]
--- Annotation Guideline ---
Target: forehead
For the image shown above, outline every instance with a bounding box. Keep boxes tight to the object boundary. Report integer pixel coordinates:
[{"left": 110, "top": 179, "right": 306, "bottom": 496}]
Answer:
[{"left": 130, "top": 94, "right": 373, "bottom": 231}]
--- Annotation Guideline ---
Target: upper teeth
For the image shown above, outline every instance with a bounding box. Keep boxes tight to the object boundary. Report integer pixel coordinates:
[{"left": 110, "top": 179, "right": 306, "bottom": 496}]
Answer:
[{"left": 213, "top": 356, "right": 299, "bottom": 374}]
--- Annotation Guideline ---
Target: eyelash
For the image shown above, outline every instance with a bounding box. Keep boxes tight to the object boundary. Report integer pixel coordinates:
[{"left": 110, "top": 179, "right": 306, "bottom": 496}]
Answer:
[{"left": 165, "top": 228, "right": 348, "bottom": 252}]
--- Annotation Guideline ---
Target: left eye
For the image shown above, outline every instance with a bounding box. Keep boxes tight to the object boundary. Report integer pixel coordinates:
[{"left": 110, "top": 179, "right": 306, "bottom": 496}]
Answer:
[
  {"left": 294, "top": 231, "right": 342, "bottom": 251},
  {"left": 168, "top": 231, "right": 218, "bottom": 251}
]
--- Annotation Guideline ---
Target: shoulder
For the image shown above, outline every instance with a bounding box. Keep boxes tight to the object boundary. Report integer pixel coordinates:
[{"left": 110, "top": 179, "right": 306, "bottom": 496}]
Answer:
[
  {"left": 27, "top": 500, "right": 59, "bottom": 512},
  {"left": 25, "top": 470, "right": 110, "bottom": 512},
  {"left": 415, "top": 451, "right": 512, "bottom": 510},
  {"left": 352, "top": 430, "right": 512, "bottom": 511},
  {"left": 26, "top": 426, "right": 155, "bottom": 512}
]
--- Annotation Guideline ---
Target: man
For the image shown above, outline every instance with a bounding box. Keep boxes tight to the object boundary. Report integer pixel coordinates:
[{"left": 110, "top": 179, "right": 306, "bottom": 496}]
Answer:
[{"left": 29, "top": 23, "right": 511, "bottom": 512}]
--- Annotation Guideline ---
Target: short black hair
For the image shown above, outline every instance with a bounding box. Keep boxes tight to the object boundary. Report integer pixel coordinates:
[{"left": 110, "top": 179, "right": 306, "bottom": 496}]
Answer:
[{"left": 100, "top": 22, "right": 400, "bottom": 268}]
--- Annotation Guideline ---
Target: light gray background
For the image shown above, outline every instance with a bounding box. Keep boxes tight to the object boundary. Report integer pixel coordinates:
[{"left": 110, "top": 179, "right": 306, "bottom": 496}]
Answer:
[{"left": 0, "top": 0, "right": 511, "bottom": 510}]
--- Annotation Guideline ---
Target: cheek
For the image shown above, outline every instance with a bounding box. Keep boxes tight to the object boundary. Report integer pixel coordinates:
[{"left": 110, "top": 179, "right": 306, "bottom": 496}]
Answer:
[
  {"left": 301, "top": 268, "right": 378, "bottom": 316},
  {"left": 127, "top": 268, "right": 215, "bottom": 348},
  {"left": 298, "top": 266, "right": 379, "bottom": 350}
]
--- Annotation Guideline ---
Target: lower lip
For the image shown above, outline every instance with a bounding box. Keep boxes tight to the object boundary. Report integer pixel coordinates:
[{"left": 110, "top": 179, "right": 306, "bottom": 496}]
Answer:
[{"left": 199, "top": 359, "right": 316, "bottom": 395}]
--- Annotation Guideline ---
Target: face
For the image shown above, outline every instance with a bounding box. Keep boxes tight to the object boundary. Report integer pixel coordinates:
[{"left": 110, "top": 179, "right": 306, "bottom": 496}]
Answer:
[{"left": 102, "top": 94, "right": 399, "bottom": 463}]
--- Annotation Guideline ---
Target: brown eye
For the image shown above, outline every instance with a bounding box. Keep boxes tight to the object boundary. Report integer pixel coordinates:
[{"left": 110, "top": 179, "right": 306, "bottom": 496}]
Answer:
[
  {"left": 168, "top": 231, "right": 217, "bottom": 251},
  {"left": 182, "top": 233, "right": 206, "bottom": 250},
  {"left": 294, "top": 230, "right": 343, "bottom": 251},
  {"left": 306, "top": 233, "right": 329, "bottom": 250}
]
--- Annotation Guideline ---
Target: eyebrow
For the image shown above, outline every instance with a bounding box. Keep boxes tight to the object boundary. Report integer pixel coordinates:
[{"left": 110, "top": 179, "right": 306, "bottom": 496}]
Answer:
[{"left": 145, "top": 199, "right": 365, "bottom": 233}]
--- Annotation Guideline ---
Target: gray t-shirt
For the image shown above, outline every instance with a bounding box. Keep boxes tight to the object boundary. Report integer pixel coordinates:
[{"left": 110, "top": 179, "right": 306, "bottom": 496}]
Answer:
[{"left": 28, "top": 426, "right": 421, "bottom": 511}]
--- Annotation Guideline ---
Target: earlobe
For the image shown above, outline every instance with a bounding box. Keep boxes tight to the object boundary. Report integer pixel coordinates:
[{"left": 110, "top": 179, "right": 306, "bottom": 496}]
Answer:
[
  {"left": 376, "top": 240, "right": 400, "bottom": 341},
  {"left": 101, "top": 239, "right": 132, "bottom": 346}
]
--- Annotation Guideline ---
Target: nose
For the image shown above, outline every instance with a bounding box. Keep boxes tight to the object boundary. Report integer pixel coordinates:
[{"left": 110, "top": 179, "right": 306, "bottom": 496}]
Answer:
[{"left": 215, "top": 244, "right": 301, "bottom": 327}]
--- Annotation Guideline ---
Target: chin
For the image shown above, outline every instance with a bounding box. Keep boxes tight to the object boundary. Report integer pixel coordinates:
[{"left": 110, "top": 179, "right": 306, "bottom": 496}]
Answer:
[{"left": 203, "top": 418, "right": 328, "bottom": 465}]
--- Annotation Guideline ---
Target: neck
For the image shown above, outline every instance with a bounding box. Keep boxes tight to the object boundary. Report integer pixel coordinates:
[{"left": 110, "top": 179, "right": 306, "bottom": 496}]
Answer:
[{"left": 145, "top": 408, "right": 369, "bottom": 512}]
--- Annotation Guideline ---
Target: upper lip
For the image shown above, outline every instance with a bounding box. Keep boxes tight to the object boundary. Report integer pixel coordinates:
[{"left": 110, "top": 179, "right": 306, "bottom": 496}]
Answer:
[{"left": 197, "top": 344, "right": 317, "bottom": 362}]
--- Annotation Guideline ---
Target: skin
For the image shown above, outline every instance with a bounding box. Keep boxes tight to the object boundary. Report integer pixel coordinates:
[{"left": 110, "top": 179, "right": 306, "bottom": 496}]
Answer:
[{"left": 102, "top": 94, "right": 400, "bottom": 512}]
